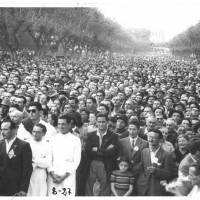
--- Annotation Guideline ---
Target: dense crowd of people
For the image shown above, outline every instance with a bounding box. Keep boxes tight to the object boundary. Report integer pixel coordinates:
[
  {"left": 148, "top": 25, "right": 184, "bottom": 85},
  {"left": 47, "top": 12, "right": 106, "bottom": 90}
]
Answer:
[{"left": 1, "top": 50, "right": 200, "bottom": 196}]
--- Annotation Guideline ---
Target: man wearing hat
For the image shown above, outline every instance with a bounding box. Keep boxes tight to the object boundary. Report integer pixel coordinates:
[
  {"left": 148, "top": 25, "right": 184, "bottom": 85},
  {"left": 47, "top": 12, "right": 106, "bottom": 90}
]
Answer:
[
  {"left": 115, "top": 114, "right": 129, "bottom": 139},
  {"left": 155, "top": 89, "right": 165, "bottom": 105},
  {"left": 173, "top": 102, "right": 185, "bottom": 113},
  {"left": 0, "top": 99, "right": 10, "bottom": 127}
]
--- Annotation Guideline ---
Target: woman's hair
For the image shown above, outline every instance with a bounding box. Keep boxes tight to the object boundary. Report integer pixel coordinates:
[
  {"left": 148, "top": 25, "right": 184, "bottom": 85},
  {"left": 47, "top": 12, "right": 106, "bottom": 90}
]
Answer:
[
  {"left": 49, "top": 113, "right": 58, "bottom": 127},
  {"left": 71, "top": 111, "right": 84, "bottom": 128},
  {"left": 118, "top": 156, "right": 132, "bottom": 170},
  {"left": 176, "top": 134, "right": 190, "bottom": 144},
  {"left": 153, "top": 107, "right": 164, "bottom": 115},
  {"left": 181, "top": 118, "right": 192, "bottom": 127}
]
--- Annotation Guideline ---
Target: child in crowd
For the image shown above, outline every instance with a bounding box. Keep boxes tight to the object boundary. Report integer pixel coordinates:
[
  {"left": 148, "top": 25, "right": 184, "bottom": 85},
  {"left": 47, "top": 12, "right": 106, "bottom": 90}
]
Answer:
[{"left": 111, "top": 156, "right": 134, "bottom": 196}]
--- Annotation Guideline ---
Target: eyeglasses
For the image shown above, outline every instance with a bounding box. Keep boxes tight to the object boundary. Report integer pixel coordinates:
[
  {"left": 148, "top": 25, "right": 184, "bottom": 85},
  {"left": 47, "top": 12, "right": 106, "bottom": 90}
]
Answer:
[{"left": 27, "top": 109, "right": 37, "bottom": 113}]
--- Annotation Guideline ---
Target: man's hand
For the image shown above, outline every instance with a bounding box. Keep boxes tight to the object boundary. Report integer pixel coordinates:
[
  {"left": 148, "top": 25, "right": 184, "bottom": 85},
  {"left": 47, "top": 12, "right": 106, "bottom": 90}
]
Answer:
[
  {"left": 92, "top": 147, "right": 98, "bottom": 152},
  {"left": 107, "top": 144, "right": 114, "bottom": 149},
  {"left": 53, "top": 173, "right": 70, "bottom": 184},
  {"left": 18, "top": 191, "right": 27, "bottom": 196},
  {"left": 147, "top": 166, "right": 156, "bottom": 173},
  {"left": 50, "top": 171, "right": 60, "bottom": 182}
]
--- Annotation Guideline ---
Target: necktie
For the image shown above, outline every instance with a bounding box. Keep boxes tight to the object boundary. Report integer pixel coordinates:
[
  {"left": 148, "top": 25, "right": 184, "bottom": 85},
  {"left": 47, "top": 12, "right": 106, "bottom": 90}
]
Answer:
[{"left": 132, "top": 140, "right": 135, "bottom": 149}]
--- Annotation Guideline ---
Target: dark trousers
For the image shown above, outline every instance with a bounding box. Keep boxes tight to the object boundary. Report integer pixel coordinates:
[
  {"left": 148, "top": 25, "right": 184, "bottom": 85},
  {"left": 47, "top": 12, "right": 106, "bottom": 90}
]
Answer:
[{"left": 85, "top": 160, "right": 111, "bottom": 196}]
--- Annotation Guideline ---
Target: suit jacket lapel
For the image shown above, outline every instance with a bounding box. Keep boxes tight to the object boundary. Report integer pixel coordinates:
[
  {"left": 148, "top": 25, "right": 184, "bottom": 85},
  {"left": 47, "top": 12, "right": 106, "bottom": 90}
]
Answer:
[
  {"left": 132, "top": 137, "right": 142, "bottom": 157},
  {"left": 144, "top": 148, "right": 152, "bottom": 167},
  {"left": 8, "top": 138, "right": 19, "bottom": 154},
  {"left": 0, "top": 140, "right": 9, "bottom": 167},
  {"left": 124, "top": 138, "right": 132, "bottom": 158}
]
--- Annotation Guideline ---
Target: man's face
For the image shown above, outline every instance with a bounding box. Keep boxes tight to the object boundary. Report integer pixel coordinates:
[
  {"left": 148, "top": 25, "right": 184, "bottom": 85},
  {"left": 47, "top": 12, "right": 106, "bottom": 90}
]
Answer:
[
  {"left": 128, "top": 124, "right": 138, "bottom": 139},
  {"left": 166, "top": 120, "right": 174, "bottom": 131},
  {"left": 7, "top": 84, "right": 15, "bottom": 93},
  {"left": 69, "top": 99, "right": 76, "bottom": 109},
  {"left": 116, "top": 119, "right": 126, "bottom": 130},
  {"left": 96, "top": 92, "right": 104, "bottom": 102},
  {"left": 124, "top": 100, "right": 134, "bottom": 111},
  {"left": 97, "top": 117, "right": 108, "bottom": 131},
  {"left": 15, "top": 90, "right": 23, "bottom": 96},
  {"left": 15, "top": 97, "right": 25, "bottom": 110},
  {"left": 125, "top": 88, "right": 133, "bottom": 97},
  {"left": 107, "top": 121, "right": 116, "bottom": 132},
  {"left": 165, "top": 98, "right": 173, "bottom": 107},
  {"left": 13, "top": 77, "right": 20, "bottom": 84},
  {"left": 3, "top": 92, "right": 12, "bottom": 101},
  {"left": 32, "top": 126, "right": 45, "bottom": 142},
  {"left": 1, "top": 122, "right": 15, "bottom": 141},
  {"left": 146, "top": 117, "right": 156, "bottom": 129},
  {"left": 153, "top": 101, "right": 161, "bottom": 109},
  {"left": 0, "top": 105, "right": 9, "bottom": 117},
  {"left": 148, "top": 131, "right": 160, "bottom": 148},
  {"left": 58, "top": 118, "right": 71, "bottom": 134},
  {"left": 10, "top": 112, "right": 22, "bottom": 124},
  {"left": 143, "top": 107, "right": 153, "bottom": 116},
  {"left": 40, "top": 94, "right": 48, "bottom": 105},
  {"left": 112, "top": 97, "right": 121, "bottom": 107},
  {"left": 104, "top": 81, "right": 111, "bottom": 89},
  {"left": 63, "top": 104, "right": 73, "bottom": 114},
  {"left": 64, "top": 85, "right": 71, "bottom": 94},
  {"left": 41, "top": 87, "right": 48, "bottom": 94},
  {"left": 0, "top": 75, "right": 7, "bottom": 84},
  {"left": 86, "top": 99, "right": 93, "bottom": 109},
  {"left": 28, "top": 106, "right": 40, "bottom": 120},
  {"left": 172, "top": 113, "right": 181, "bottom": 122},
  {"left": 20, "top": 85, "right": 27, "bottom": 94},
  {"left": 117, "top": 92, "right": 125, "bottom": 101}
]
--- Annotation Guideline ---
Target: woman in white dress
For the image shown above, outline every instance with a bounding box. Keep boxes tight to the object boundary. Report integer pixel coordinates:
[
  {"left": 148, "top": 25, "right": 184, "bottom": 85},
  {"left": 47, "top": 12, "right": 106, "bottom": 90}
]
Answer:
[{"left": 27, "top": 123, "right": 52, "bottom": 196}]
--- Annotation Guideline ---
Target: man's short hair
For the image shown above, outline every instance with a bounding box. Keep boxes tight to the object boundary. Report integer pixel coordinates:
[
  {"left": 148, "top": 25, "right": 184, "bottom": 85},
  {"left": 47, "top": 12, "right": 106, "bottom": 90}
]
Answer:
[
  {"left": 96, "top": 113, "right": 109, "bottom": 121},
  {"left": 28, "top": 102, "right": 42, "bottom": 111},
  {"left": 16, "top": 95, "right": 27, "bottom": 104},
  {"left": 35, "top": 123, "right": 47, "bottom": 133},
  {"left": 1, "top": 119, "right": 16, "bottom": 130},
  {"left": 128, "top": 121, "right": 140, "bottom": 130},
  {"left": 149, "top": 129, "right": 163, "bottom": 139}
]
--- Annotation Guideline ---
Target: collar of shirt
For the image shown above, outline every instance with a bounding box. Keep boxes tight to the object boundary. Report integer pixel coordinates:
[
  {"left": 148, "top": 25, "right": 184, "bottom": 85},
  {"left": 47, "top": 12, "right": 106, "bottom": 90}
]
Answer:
[
  {"left": 129, "top": 136, "right": 138, "bottom": 146},
  {"left": 6, "top": 136, "right": 17, "bottom": 153},
  {"left": 150, "top": 146, "right": 160, "bottom": 155}
]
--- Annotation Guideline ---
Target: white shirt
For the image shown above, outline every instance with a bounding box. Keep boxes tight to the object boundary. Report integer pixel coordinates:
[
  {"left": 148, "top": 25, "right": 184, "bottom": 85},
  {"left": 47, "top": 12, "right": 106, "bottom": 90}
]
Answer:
[
  {"left": 17, "top": 119, "right": 57, "bottom": 141},
  {"left": 96, "top": 130, "right": 107, "bottom": 147},
  {"left": 5, "top": 137, "right": 17, "bottom": 153},
  {"left": 129, "top": 136, "right": 138, "bottom": 148},
  {"left": 150, "top": 147, "right": 160, "bottom": 165}
]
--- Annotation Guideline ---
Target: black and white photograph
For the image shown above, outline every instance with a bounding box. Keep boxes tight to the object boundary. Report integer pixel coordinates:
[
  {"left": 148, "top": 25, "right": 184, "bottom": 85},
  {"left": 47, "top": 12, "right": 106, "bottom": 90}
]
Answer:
[{"left": 1, "top": 0, "right": 200, "bottom": 197}]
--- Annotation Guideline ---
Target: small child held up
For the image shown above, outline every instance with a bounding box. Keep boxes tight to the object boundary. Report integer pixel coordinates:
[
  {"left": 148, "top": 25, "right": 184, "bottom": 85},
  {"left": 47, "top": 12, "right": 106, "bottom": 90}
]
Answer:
[{"left": 111, "top": 156, "right": 134, "bottom": 196}]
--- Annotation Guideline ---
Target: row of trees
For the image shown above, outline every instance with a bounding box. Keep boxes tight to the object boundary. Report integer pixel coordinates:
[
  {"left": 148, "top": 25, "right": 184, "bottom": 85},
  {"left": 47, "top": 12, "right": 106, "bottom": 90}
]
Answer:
[
  {"left": 168, "top": 21, "right": 200, "bottom": 58},
  {"left": 0, "top": 8, "right": 152, "bottom": 59}
]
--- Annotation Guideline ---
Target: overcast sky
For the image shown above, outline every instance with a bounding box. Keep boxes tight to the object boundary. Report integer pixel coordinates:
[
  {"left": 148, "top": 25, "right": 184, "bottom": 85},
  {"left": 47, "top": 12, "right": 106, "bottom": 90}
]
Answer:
[{"left": 2, "top": 0, "right": 200, "bottom": 41}]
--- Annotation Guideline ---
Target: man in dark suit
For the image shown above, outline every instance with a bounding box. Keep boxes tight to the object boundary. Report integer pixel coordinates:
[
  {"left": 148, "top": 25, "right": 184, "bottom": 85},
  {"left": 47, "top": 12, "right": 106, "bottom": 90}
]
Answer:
[
  {"left": 119, "top": 121, "right": 148, "bottom": 172},
  {"left": 85, "top": 113, "right": 118, "bottom": 196},
  {"left": 136, "top": 129, "right": 173, "bottom": 196},
  {"left": 0, "top": 120, "right": 32, "bottom": 196}
]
